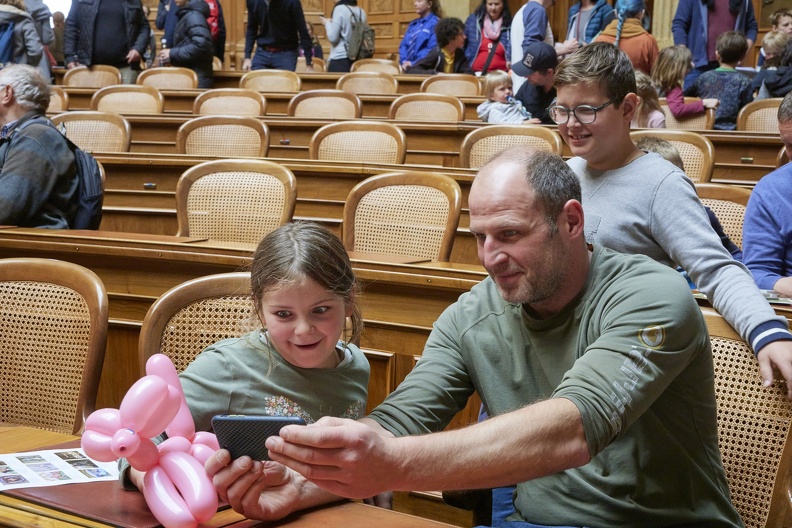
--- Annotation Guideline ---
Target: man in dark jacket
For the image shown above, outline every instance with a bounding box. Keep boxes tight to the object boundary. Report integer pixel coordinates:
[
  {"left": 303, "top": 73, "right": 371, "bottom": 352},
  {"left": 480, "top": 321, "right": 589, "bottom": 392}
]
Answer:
[
  {"left": 159, "top": 0, "right": 213, "bottom": 87},
  {"left": 63, "top": 0, "right": 151, "bottom": 83},
  {"left": 0, "top": 65, "right": 77, "bottom": 228},
  {"left": 243, "top": 0, "right": 313, "bottom": 71},
  {"left": 407, "top": 17, "right": 473, "bottom": 74}
]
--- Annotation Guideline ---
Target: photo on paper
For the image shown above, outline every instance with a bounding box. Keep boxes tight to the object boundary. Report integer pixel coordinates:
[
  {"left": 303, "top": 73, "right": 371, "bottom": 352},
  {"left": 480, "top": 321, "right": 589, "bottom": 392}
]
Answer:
[
  {"left": 0, "top": 463, "right": 15, "bottom": 474},
  {"left": 67, "top": 459, "right": 101, "bottom": 469},
  {"left": 39, "top": 470, "right": 71, "bottom": 482},
  {"left": 55, "top": 451, "right": 85, "bottom": 461},
  {"left": 27, "top": 462, "right": 59, "bottom": 473},
  {"left": 17, "top": 455, "right": 46, "bottom": 464},
  {"left": 0, "top": 474, "right": 29, "bottom": 485},
  {"left": 80, "top": 467, "right": 111, "bottom": 478}
]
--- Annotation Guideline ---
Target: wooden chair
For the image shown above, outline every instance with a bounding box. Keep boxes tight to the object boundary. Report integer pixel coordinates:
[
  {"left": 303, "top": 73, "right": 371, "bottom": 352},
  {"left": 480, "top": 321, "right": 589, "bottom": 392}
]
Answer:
[
  {"left": 420, "top": 74, "right": 480, "bottom": 96},
  {"left": 138, "top": 272, "right": 256, "bottom": 376},
  {"left": 176, "top": 159, "right": 297, "bottom": 244},
  {"left": 51, "top": 111, "right": 131, "bottom": 153},
  {"left": 193, "top": 88, "right": 267, "bottom": 116},
  {"left": 701, "top": 307, "right": 792, "bottom": 528},
  {"left": 212, "top": 56, "right": 223, "bottom": 71},
  {"left": 47, "top": 86, "right": 69, "bottom": 113},
  {"left": 343, "top": 171, "right": 462, "bottom": 261},
  {"left": 137, "top": 66, "right": 199, "bottom": 89},
  {"left": 695, "top": 183, "right": 752, "bottom": 248},
  {"left": 0, "top": 258, "right": 108, "bottom": 435},
  {"left": 296, "top": 56, "right": 325, "bottom": 72},
  {"left": 777, "top": 146, "right": 788, "bottom": 168},
  {"left": 460, "top": 125, "right": 564, "bottom": 169},
  {"left": 176, "top": 115, "right": 269, "bottom": 157},
  {"left": 737, "top": 98, "right": 783, "bottom": 133},
  {"left": 389, "top": 93, "right": 465, "bottom": 122},
  {"left": 287, "top": 89, "right": 362, "bottom": 119},
  {"left": 351, "top": 58, "right": 401, "bottom": 74},
  {"left": 336, "top": 71, "right": 399, "bottom": 95},
  {"left": 659, "top": 97, "right": 715, "bottom": 130},
  {"left": 62, "top": 65, "right": 122, "bottom": 88},
  {"left": 240, "top": 69, "right": 301, "bottom": 93},
  {"left": 309, "top": 121, "right": 406, "bottom": 164},
  {"left": 630, "top": 129, "right": 715, "bottom": 183},
  {"left": 90, "top": 84, "right": 164, "bottom": 114}
]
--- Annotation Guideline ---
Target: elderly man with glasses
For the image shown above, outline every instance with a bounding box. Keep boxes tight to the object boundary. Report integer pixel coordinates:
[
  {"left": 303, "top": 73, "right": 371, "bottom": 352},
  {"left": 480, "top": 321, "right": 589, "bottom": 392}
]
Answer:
[{"left": 554, "top": 42, "right": 792, "bottom": 396}]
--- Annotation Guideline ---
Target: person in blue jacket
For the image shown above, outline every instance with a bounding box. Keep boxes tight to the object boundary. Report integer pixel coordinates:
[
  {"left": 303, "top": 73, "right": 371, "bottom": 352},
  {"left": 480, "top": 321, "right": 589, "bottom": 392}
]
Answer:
[
  {"left": 399, "top": 0, "right": 442, "bottom": 70},
  {"left": 672, "top": 0, "right": 757, "bottom": 89},
  {"left": 566, "top": 0, "right": 614, "bottom": 45},
  {"left": 463, "top": 0, "right": 512, "bottom": 74}
]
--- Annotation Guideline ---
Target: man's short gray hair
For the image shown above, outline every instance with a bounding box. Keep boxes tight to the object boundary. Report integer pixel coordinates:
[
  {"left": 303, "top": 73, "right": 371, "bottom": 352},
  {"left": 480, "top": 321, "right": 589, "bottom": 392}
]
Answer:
[
  {"left": 779, "top": 91, "right": 792, "bottom": 124},
  {"left": 0, "top": 64, "right": 50, "bottom": 113}
]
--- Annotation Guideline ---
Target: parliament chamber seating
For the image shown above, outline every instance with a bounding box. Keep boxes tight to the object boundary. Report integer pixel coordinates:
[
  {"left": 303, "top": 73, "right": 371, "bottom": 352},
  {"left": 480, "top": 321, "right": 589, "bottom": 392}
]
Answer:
[
  {"left": 659, "top": 97, "right": 715, "bottom": 130},
  {"left": 287, "top": 89, "right": 363, "bottom": 119},
  {"left": 737, "top": 98, "right": 783, "bottom": 133},
  {"left": 630, "top": 129, "right": 715, "bottom": 183},
  {"left": 51, "top": 110, "right": 132, "bottom": 153},
  {"left": 336, "top": 71, "right": 400, "bottom": 95},
  {"left": 137, "top": 66, "right": 199, "bottom": 90},
  {"left": 91, "top": 84, "right": 164, "bottom": 115},
  {"left": 175, "top": 115, "right": 269, "bottom": 157},
  {"left": 460, "top": 125, "right": 564, "bottom": 168},
  {"left": 309, "top": 121, "right": 407, "bottom": 164},
  {"left": 63, "top": 65, "right": 121, "bottom": 88},
  {"left": 193, "top": 88, "right": 267, "bottom": 116}
]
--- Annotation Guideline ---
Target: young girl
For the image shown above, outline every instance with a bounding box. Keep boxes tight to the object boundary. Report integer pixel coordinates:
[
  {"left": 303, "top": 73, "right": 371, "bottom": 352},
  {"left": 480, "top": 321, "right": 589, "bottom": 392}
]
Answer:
[
  {"left": 477, "top": 70, "right": 540, "bottom": 124},
  {"left": 122, "top": 221, "right": 369, "bottom": 488},
  {"left": 651, "top": 45, "right": 718, "bottom": 120},
  {"left": 632, "top": 70, "right": 665, "bottom": 128}
]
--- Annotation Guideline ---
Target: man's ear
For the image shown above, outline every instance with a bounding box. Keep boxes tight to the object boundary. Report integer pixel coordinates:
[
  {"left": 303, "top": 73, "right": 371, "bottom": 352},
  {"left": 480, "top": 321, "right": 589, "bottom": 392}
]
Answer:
[{"left": 560, "top": 199, "right": 585, "bottom": 238}]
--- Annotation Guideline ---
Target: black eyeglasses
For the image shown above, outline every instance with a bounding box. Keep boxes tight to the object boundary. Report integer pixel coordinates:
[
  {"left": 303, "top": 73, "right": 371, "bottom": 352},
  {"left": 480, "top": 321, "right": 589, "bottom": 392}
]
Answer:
[{"left": 547, "top": 99, "right": 617, "bottom": 125}]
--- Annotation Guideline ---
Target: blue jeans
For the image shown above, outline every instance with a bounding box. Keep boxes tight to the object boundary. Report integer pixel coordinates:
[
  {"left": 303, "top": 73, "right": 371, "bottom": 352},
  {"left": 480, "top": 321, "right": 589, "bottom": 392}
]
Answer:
[{"left": 251, "top": 48, "right": 298, "bottom": 71}]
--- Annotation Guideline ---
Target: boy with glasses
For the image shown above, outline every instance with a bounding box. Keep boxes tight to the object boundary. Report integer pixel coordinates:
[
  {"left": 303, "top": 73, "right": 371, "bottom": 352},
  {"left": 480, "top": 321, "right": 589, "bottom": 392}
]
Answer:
[{"left": 553, "top": 42, "right": 792, "bottom": 394}]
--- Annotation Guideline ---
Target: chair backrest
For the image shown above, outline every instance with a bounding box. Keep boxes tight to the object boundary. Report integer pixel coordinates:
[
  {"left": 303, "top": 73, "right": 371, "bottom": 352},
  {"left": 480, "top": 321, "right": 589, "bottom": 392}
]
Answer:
[
  {"left": 287, "top": 89, "right": 362, "bottom": 119},
  {"left": 420, "top": 74, "right": 480, "bottom": 96},
  {"left": 351, "top": 58, "right": 402, "bottom": 74},
  {"left": 336, "top": 72, "right": 399, "bottom": 95},
  {"left": 213, "top": 56, "right": 223, "bottom": 70},
  {"left": 296, "top": 56, "right": 325, "bottom": 72},
  {"left": 137, "top": 66, "right": 199, "bottom": 89},
  {"left": 90, "top": 84, "right": 164, "bottom": 114},
  {"left": 460, "top": 125, "right": 564, "bottom": 168},
  {"left": 309, "top": 121, "right": 406, "bottom": 164},
  {"left": 176, "top": 158, "right": 297, "bottom": 244},
  {"left": 240, "top": 69, "right": 301, "bottom": 92},
  {"left": 0, "top": 258, "right": 108, "bottom": 435},
  {"left": 659, "top": 97, "right": 715, "bottom": 130},
  {"left": 777, "top": 145, "right": 788, "bottom": 168},
  {"left": 48, "top": 86, "right": 69, "bottom": 113},
  {"left": 737, "top": 98, "right": 783, "bottom": 133},
  {"left": 176, "top": 115, "right": 269, "bottom": 157},
  {"left": 695, "top": 183, "right": 752, "bottom": 248},
  {"left": 701, "top": 307, "right": 792, "bottom": 528},
  {"left": 193, "top": 88, "right": 267, "bottom": 116},
  {"left": 138, "top": 272, "right": 256, "bottom": 376},
  {"left": 389, "top": 92, "right": 465, "bottom": 122},
  {"left": 630, "top": 129, "right": 715, "bottom": 183},
  {"left": 50, "top": 111, "right": 131, "bottom": 153},
  {"left": 343, "top": 171, "right": 462, "bottom": 261},
  {"left": 62, "top": 65, "right": 122, "bottom": 88}
]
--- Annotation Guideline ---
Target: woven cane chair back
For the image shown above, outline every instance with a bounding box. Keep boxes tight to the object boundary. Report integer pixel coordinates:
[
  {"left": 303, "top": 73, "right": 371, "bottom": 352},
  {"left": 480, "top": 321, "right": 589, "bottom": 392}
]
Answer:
[
  {"left": 296, "top": 57, "right": 325, "bottom": 72},
  {"left": 337, "top": 72, "right": 399, "bottom": 95},
  {"left": 176, "top": 115, "right": 269, "bottom": 157},
  {"left": 240, "top": 69, "right": 301, "bottom": 93},
  {"left": 461, "top": 125, "right": 564, "bottom": 168},
  {"left": 287, "top": 89, "right": 362, "bottom": 119},
  {"left": 51, "top": 111, "right": 131, "bottom": 153},
  {"left": 309, "top": 121, "right": 406, "bottom": 164},
  {"left": 696, "top": 183, "right": 752, "bottom": 248},
  {"left": 351, "top": 58, "right": 401, "bottom": 74},
  {"left": 703, "top": 308, "right": 792, "bottom": 527},
  {"left": 659, "top": 97, "right": 715, "bottom": 130},
  {"left": 631, "top": 129, "right": 715, "bottom": 183},
  {"left": 0, "top": 258, "right": 108, "bottom": 435},
  {"left": 420, "top": 74, "right": 480, "bottom": 96},
  {"left": 138, "top": 273, "right": 256, "bottom": 375},
  {"left": 737, "top": 98, "right": 783, "bottom": 133},
  {"left": 176, "top": 158, "right": 296, "bottom": 244},
  {"left": 389, "top": 93, "right": 464, "bottom": 122},
  {"left": 91, "top": 85, "right": 164, "bottom": 114},
  {"left": 193, "top": 89, "right": 267, "bottom": 116},
  {"left": 48, "top": 86, "right": 69, "bottom": 113},
  {"left": 137, "top": 67, "right": 198, "bottom": 89},
  {"left": 63, "top": 65, "right": 122, "bottom": 88},
  {"left": 343, "top": 171, "right": 462, "bottom": 261}
]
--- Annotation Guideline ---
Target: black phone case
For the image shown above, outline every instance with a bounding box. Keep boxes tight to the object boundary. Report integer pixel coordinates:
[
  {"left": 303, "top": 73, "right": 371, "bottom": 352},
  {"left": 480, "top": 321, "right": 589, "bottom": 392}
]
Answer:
[{"left": 211, "top": 415, "right": 306, "bottom": 461}]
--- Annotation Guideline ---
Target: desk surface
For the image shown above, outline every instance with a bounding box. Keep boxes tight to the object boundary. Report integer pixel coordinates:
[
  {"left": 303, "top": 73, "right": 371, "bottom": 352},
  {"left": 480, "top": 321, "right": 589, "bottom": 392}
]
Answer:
[{"left": 0, "top": 425, "right": 455, "bottom": 527}]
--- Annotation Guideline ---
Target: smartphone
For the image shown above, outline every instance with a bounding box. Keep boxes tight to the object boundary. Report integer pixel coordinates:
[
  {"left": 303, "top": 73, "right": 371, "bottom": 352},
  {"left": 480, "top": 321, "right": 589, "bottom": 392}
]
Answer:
[{"left": 211, "top": 415, "right": 306, "bottom": 461}]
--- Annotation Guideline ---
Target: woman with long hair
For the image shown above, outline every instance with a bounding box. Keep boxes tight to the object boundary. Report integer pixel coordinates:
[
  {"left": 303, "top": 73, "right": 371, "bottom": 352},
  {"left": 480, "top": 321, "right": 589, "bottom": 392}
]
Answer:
[{"left": 319, "top": 0, "right": 366, "bottom": 72}]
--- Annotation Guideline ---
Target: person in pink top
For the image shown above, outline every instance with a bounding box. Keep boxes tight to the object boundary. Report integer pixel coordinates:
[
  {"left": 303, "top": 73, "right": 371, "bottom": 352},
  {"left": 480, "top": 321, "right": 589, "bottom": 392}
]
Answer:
[{"left": 651, "top": 45, "right": 718, "bottom": 118}]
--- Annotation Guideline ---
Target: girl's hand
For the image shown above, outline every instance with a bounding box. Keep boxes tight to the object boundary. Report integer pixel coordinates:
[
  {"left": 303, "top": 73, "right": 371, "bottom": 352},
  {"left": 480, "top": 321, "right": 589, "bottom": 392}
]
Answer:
[
  {"left": 319, "top": 16, "right": 329, "bottom": 25},
  {"left": 703, "top": 98, "right": 719, "bottom": 109}
]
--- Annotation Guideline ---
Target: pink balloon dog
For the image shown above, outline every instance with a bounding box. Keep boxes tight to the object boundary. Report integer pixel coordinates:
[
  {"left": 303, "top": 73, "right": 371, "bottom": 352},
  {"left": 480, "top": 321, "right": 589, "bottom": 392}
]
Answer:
[{"left": 81, "top": 354, "right": 220, "bottom": 528}]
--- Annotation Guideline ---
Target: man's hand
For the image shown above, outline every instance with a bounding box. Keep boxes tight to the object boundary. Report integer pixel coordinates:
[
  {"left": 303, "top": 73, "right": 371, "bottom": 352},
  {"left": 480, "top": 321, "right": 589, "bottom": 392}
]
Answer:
[
  {"left": 757, "top": 340, "right": 792, "bottom": 398},
  {"left": 773, "top": 277, "right": 792, "bottom": 297},
  {"left": 555, "top": 38, "right": 579, "bottom": 56},
  {"left": 126, "top": 49, "right": 142, "bottom": 64},
  {"left": 159, "top": 49, "right": 171, "bottom": 65},
  {"left": 266, "top": 416, "right": 400, "bottom": 499},
  {"left": 206, "top": 448, "right": 336, "bottom": 521},
  {"left": 242, "top": 58, "right": 252, "bottom": 71}
]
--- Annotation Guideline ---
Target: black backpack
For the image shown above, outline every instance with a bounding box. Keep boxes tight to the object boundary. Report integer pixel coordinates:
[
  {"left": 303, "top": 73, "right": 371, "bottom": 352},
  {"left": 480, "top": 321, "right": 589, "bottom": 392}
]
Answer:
[
  {"left": 17, "top": 118, "right": 104, "bottom": 230},
  {"left": 345, "top": 6, "right": 375, "bottom": 61}
]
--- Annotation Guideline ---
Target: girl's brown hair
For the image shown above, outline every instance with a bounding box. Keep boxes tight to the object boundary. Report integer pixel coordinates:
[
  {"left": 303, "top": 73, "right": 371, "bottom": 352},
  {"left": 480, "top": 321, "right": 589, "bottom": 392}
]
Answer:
[
  {"left": 634, "top": 70, "right": 662, "bottom": 128},
  {"left": 651, "top": 45, "right": 692, "bottom": 93}
]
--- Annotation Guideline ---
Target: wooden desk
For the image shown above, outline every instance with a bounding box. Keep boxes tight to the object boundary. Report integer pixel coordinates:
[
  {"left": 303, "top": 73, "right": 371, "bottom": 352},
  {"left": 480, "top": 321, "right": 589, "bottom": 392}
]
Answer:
[
  {"left": 0, "top": 425, "right": 456, "bottom": 527},
  {"left": 0, "top": 228, "right": 486, "bottom": 425}
]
